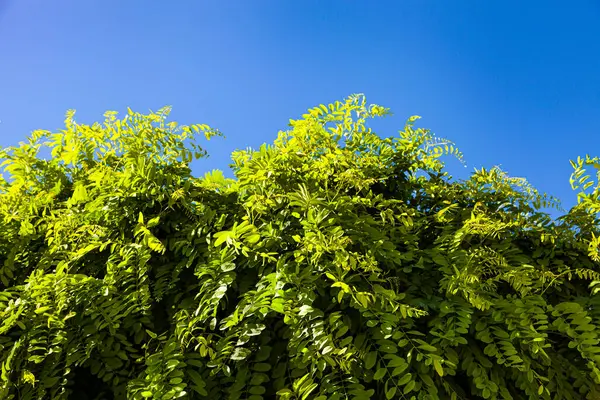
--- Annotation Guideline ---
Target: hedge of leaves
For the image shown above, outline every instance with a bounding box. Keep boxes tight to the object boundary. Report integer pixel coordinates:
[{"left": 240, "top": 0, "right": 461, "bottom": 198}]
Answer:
[{"left": 1, "top": 95, "right": 600, "bottom": 399}]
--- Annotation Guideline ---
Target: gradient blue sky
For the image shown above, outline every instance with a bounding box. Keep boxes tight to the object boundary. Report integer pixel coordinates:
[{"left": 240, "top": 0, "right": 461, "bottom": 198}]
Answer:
[{"left": 1, "top": 1, "right": 599, "bottom": 211}]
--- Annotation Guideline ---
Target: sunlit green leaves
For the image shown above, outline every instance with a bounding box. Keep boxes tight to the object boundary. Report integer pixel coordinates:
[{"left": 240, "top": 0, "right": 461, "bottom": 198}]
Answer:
[{"left": 1, "top": 96, "right": 600, "bottom": 400}]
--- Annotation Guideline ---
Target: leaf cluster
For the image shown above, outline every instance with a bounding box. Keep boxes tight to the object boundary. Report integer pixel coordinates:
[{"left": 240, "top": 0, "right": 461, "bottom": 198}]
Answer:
[{"left": 1, "top": 96, "right": 600, "bottom": 399}]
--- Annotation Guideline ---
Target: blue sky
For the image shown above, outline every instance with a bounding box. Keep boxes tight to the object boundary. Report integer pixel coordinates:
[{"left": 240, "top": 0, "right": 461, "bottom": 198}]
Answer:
[{"left": 1, "top": 1, "right": 599, "bottom": 212}]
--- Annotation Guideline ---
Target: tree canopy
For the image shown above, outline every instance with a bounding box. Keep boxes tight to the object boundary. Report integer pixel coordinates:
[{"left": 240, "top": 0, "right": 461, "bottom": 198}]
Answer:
[{"left": 1, "top": 95, "right": 600, "bottom": 399}]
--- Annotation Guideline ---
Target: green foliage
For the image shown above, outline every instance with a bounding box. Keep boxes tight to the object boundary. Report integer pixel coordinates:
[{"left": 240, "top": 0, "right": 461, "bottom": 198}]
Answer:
[{"left": 1, "top": 95, "right": 600, "bottom": 399}]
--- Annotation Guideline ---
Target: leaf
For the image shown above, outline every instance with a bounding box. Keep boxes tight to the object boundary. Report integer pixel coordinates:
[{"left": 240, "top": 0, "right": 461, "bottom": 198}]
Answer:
[
  {"left": 373, "top": 368, "right": 386, "bottom": 381},
  {"left": 187, "top": 370, "right": 206, "bottom": 389},
  {"left": 145, "top": 330, "right": 157, "bottom": 339},
  {"left": 246, "top": 234, "right": 261, "bottom": 244},
  {"left": 213, "top": 231, "right": 232, "bottom": 247},
  {"left": 385, "top": 386, "right": 397, "bottom": 399},
  {"left": 417, "top": 343, "right": 437, "bottom": 352},
  {"left": 397, "top": 373, "right": 412, "bottom": 386},
  {"left": 253, "top": 363, "right": 272, "bottom": 372},
  {"left": 391, "top": 364, "right": 409, "bottom": 377},
  {"left": 147, "top": 216, "right": 161, "bottom": 228},
  {"left": 298, "top": 305, "right": 314, "bottom": 316},
  {"left": 387, "top": 355, "right": 405, "bottom": 368},
  {"left": 21, "top": 370, "right": 35, "bottom": 386},
  {"left": 271, "top": 298, "right": 285, "bottom": 313},
  {"left": 335, "top": 324, "right": 349, "bottom": 338},
  {"left": 403, "top": 380, "right": 415, "bottom": 394},
  {"left": 365, "top": 351, "right": 377, "bottom": 370},
  {"left": 221, "top": 262, "right": 236, "bottom": 272},
  {"left": 231, "top": 347, "right": 251, "bottom": 361},
  {"left": 433, "top": 359, "right": 444, "bottom": 377},
  {"left": 356, "top": 293, "right": 369, "bottom": 308}
]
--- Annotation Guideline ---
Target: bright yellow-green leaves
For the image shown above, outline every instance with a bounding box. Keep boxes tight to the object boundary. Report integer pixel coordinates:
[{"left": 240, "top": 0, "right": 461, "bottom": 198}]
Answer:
[{"left": 0, "top": 95, "right": 600, "bottom": 400}]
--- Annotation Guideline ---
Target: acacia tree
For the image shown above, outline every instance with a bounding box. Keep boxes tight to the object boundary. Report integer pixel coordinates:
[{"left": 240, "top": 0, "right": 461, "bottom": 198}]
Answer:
[{"left": 1, "top": 95, "right": 600, "bottom": 400}]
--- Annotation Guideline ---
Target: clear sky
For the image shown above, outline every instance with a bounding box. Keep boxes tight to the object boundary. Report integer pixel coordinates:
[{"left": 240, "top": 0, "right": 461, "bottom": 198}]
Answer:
[{"left": 1, "top": 1, "right": 599, "bottom": 212}]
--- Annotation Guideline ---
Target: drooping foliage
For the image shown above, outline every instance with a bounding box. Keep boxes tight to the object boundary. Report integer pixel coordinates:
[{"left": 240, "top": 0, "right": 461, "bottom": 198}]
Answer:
[{"left": 1, "top": 95, "right": 600, "bottom": 400}]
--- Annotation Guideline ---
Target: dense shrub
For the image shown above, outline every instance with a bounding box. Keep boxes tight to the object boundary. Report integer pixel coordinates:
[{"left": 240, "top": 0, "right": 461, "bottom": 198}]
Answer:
[{"left": 1, "top": 95, "right": 600, "bottom": 399}]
